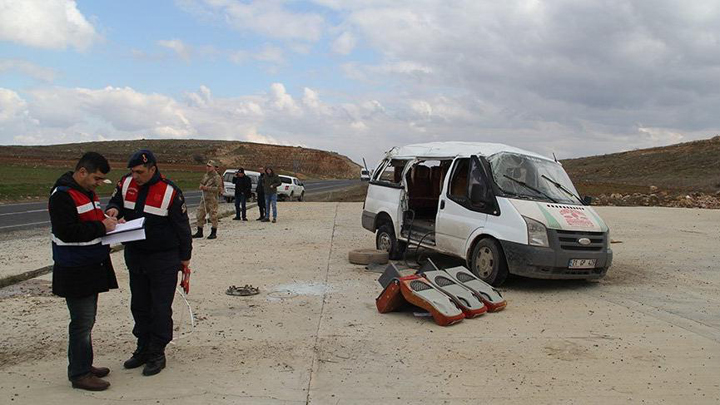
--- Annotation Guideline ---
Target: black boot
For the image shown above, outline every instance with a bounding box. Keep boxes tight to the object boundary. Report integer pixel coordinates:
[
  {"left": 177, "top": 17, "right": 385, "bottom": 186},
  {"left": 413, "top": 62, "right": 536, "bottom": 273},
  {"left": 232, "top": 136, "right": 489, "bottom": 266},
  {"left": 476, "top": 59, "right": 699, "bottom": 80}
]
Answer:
[
  {"left": 142, "top": 352, "right": 166, "bottom": 376},
  {"left": 192, "top": 227, "right": 203, "bottom": 238},
  {"left": 207, "top": 227, "right": 217, "bottom": 239},
  {"left": 123, "top": 344, "right": 148, "bottom": 369}
]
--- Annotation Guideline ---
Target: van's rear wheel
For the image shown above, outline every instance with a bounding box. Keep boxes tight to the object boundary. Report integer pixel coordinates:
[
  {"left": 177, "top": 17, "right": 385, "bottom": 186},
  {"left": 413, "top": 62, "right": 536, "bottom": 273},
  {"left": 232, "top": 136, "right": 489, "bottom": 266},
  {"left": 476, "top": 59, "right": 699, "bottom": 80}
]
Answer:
[
  {"left": 470, "top": 239, "right": 508, "bottom": 286},
  {"left": 376, "top": 224, "right": 405, "bottom": 260}
]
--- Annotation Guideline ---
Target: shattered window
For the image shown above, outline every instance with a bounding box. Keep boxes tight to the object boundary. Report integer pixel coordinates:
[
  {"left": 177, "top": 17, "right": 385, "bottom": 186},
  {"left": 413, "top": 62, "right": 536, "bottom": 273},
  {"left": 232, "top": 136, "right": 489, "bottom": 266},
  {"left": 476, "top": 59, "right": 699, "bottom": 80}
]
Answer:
[{"left": 377, "top": 159, "right": 409, "bottom": 185}]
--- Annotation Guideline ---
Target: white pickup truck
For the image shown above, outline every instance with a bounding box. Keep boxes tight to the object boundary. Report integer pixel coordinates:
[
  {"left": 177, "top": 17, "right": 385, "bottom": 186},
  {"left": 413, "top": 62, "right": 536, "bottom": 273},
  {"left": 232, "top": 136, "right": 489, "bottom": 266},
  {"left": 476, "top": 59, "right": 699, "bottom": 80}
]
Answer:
[{"left": 277, "top": 175, "right": 305, "bottom": 201}]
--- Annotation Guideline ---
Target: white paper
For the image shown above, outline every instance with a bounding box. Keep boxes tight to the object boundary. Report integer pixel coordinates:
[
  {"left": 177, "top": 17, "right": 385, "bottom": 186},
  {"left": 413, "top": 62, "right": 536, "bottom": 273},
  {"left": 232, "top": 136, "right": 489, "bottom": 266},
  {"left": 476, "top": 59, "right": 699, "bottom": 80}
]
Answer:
[
  {"left": 101, "top": 217, "right": 146, "bottom": 245},
  {"left": 105, "top": 217, "right": 145, "bottom": 235},
  {"left": 102, "top": 228, "right": 146, "bottom": 245}
]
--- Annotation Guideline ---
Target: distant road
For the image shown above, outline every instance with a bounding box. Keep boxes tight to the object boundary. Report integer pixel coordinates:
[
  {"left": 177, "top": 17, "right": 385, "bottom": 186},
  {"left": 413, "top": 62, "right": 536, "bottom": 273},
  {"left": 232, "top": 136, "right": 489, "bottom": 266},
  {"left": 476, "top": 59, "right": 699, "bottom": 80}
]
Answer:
[{"left": 0, "top": 179, "right": 358, "bottom": 232}]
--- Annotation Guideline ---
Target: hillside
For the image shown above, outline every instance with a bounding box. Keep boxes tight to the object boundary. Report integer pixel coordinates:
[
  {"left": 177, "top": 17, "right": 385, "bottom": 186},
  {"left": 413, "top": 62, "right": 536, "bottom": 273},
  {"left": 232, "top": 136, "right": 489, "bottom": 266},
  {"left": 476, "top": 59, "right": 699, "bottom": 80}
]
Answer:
[
  {"left": 0, "top": 139, "right": 361, "bottom": 179},
  {"left": 562, "top": 135, "right": 720, "bottom": 208}
]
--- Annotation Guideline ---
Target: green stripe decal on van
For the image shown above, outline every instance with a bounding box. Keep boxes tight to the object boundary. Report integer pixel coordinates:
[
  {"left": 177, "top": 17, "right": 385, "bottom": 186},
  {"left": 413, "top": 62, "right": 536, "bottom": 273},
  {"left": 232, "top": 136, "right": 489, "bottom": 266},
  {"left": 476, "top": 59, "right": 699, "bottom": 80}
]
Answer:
[
  {"left": 537, "top": 204, "right": 562, "bottom": 229},
  {"left": 586, "top": 209, "right": 608, "bottom": 232}
]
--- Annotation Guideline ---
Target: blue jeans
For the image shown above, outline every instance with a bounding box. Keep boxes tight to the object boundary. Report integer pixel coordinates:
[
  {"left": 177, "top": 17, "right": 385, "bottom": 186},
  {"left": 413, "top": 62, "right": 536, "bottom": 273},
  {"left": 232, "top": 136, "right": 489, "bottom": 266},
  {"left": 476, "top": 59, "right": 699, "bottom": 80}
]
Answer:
[
  {"left": 264, "top": 193, "right": 277, "bottom": 220},
  {"left": 65, "top": 294, "right": 98, "bottom": 380},
  {"left": 234, "top": 193, "right": 247, "bottom": 219}
]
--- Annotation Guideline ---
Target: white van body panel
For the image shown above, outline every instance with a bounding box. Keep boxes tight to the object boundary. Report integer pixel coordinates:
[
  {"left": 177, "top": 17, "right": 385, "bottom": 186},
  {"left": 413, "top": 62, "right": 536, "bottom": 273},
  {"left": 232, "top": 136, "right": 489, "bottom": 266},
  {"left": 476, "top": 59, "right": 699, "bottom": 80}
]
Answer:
[
  {"left": 364, "top": 182, "right": 403, "bottom": 235},
  {"left": 471, "top": 197, "right": 528, "bottom": 250}
]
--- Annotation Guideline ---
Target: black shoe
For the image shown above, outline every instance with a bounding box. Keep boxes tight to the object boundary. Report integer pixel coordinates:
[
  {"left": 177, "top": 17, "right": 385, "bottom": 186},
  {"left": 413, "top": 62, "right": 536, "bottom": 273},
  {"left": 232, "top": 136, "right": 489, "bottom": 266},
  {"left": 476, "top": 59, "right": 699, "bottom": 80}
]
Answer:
[
  {"left": 207, "top": 227, "right": 217, "bottom": 239},
  {"left": 142, "top": 355, "right": 166, "bottom": 376},
  {"left": 123, "top": 352, "right": 148, "bottom": 369},
  {"left": 232, "top": 217, "right": 241, "bottom": 221},
  {"left": 192, "top": 227, "right": 203, "bottom": 238},
  {"left": 260, "top": 218, "right": 269, "bottom": 222},
  {"left": 256, "top": 217, "right": 263, "bottom": 221},
  {"left": 272, "top": 219, "right": 276, "bottom": 223},
  {"left": 242, "top": 218, "right": 248, "bottom": 221}
]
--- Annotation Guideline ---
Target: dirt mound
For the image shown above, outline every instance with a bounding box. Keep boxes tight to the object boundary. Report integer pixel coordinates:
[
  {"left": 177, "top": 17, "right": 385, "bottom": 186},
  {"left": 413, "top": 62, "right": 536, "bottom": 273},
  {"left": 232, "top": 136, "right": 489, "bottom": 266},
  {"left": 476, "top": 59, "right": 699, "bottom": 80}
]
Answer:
[
  {"left": 0, "top": 139, "right": 361, "bottom": 179},
  {"left": 594, "top": 188, "right": 720, "bottom": 209}
]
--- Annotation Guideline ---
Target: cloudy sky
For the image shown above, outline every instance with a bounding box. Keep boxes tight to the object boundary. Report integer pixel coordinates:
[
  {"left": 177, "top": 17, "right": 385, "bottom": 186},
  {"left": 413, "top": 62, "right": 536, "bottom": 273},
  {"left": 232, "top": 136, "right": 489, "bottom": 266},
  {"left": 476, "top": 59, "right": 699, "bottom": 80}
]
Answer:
[{"left": 1, "top": 0, "right": 719, "bottom": 165}]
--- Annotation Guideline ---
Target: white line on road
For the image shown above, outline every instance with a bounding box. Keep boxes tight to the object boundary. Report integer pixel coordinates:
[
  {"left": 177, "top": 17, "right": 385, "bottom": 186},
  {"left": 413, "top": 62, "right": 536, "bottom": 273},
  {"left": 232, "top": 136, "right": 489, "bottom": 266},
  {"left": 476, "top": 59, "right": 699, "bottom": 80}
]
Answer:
[
  {"left": 0, "top": 220, "right": 50, "bottom": 230},
  {"left": 0, "top": 209, "right": 48, "bottom": 217}
]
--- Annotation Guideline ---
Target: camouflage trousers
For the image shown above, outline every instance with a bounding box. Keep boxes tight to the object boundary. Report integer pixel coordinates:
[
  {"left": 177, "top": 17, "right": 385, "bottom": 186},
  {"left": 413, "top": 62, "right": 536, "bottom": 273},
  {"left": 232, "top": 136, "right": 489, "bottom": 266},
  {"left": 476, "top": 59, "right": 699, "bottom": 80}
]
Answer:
[{"left": 196, "top": 193, "right": 219, "bottom": 228}]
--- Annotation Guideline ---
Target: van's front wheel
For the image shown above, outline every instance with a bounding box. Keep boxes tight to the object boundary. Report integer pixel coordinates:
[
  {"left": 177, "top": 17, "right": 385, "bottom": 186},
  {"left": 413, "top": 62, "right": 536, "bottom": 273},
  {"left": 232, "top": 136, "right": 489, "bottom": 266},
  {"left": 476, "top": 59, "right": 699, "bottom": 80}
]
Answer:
[
  {"left": 376, "top": 224, "right": 405, "bottom": 260},
  {"left": 471, "top": 239, "right": 508, "bottom": 286}
]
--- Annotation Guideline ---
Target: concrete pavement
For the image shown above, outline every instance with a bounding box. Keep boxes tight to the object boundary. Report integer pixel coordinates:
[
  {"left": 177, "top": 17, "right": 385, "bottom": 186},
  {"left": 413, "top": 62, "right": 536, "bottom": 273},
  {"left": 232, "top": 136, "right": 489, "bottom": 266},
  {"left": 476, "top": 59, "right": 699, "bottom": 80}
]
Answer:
[{"left": 0, "top": 203, "right": 718, "bottom": 404}]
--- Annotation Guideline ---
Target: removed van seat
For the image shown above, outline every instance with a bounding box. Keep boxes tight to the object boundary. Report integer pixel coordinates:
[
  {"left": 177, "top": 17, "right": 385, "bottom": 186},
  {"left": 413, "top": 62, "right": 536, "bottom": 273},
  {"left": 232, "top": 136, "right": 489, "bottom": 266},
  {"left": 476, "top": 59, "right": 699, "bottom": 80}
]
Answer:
[
  {"left": 375, "top": 278, "right": 406, "bottom": 314},
  {"left": 443, "top": 266, "right": 507, "bottom": 312},
  {"left": 422, "top": 270, "right": 487, "bottom": 318},
  {"left": 397, "top": 274, "right": 465, "bottom": 326}
]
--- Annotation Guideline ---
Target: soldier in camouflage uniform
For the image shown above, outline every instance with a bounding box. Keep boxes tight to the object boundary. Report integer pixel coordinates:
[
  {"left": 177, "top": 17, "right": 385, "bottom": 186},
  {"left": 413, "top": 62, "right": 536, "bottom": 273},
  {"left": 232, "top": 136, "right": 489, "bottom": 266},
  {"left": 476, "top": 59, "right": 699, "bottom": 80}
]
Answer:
[{"left": 193, "top": 160, "right": 222, "bottom": 240}]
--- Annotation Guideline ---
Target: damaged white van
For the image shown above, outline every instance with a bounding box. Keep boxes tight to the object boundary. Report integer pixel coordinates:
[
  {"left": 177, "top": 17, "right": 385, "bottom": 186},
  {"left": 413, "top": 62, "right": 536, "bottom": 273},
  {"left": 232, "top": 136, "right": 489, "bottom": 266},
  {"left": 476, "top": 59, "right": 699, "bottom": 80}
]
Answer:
[{"left": 361, "top": 142, "right": 613, "bottom": 285}]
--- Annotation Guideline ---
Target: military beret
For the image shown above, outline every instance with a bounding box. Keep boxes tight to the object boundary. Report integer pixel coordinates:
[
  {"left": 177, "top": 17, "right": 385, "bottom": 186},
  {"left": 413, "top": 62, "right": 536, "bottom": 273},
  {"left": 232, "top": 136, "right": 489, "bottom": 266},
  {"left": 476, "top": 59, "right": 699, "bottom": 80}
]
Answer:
[{"left": 127, "top": 149, "right": 157, "bottom": 168}]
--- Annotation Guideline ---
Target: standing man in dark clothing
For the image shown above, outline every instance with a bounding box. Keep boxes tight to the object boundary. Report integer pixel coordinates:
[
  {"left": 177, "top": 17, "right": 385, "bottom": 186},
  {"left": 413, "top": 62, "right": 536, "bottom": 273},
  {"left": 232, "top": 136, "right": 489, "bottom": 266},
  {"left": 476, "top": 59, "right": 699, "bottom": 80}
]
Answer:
[
  {"left": 49, "top": 152, "right": 118, "bottom": 391},
  {"left": 255, "top": 166, "right": 266, "bottom": 221},
  {"left": 105, "top": 149, "right": 192, "bottom": 377},
  {"left": 262, "top": 167, "right": 282, "bottom": 223},
  {"left": 232, "top": 168, "right": 252, "bottom": 221}
]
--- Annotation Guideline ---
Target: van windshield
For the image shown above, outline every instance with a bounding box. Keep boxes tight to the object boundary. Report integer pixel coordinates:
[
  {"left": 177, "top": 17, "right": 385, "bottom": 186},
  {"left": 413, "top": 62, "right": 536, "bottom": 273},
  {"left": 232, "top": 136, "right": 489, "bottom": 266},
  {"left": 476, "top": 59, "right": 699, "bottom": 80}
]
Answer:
[{"left": 487, "top": 152, "right": 581, "bottom": 205}]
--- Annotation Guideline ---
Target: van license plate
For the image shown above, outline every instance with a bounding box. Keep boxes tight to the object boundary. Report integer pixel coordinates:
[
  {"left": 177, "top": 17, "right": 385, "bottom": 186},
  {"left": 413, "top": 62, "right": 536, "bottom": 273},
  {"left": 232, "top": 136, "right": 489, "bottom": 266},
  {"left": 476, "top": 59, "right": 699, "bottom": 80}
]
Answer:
[{"left": 569, "top": 259, "right": 596, "bottom": 269}]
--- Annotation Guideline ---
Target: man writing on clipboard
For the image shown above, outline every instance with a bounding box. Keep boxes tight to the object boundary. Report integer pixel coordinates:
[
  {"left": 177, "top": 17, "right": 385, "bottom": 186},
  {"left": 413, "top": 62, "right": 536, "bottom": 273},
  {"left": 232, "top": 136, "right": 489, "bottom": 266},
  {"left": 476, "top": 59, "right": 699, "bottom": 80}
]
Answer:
[{"left": 105, "top": 149, "right": 192, "bottom": 376}]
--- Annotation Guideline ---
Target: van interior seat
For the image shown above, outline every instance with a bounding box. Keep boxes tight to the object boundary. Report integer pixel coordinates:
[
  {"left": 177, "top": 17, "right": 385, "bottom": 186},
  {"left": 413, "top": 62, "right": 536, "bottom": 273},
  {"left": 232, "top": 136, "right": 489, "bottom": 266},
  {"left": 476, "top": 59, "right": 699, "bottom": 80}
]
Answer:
[{"left": 408, "top": 165, "right": 438, "bottom": 216}]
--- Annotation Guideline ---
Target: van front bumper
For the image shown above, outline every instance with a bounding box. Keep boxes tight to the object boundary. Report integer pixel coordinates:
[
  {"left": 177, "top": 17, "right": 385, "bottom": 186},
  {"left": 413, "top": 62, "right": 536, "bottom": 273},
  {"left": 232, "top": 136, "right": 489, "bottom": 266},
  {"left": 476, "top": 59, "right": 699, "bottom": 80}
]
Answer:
[{"left": 499, "top": 239, "right": 613, "bottom": 280}]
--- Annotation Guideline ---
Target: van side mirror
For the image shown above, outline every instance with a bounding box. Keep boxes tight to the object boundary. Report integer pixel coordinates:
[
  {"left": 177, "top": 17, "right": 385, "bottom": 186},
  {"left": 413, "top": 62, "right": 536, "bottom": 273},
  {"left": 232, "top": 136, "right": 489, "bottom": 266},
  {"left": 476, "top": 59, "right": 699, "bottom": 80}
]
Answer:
[
  {"left": 470, "top": 184, "right": 487, "bottom": 206},
  {"left": 582, "top": 195, "right": 593, "bottom": 205}
]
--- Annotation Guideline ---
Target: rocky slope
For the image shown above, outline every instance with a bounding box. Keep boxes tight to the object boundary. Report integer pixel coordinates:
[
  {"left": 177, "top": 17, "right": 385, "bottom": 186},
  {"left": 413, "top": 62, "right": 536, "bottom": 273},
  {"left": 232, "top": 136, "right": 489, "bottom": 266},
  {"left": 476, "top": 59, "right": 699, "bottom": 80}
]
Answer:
[{"left": 0, "top": 139, "right": 361, "bottom": 179}]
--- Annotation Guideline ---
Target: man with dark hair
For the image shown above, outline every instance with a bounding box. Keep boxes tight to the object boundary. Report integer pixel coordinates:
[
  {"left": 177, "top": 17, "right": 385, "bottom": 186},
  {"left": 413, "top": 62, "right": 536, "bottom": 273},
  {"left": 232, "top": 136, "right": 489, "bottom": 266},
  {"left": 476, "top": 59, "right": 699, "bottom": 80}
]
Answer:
[
  {"left": 262, "top": 167, "right": 282, "bottom": 223},
  {"left": 105, "top": 149, "right": 192, "bottom": 377},
  {"left": 49, "top": 152, "right": 118, "bottom": 391},
  {"left": 232, "top": 168, "right": 252, "bottom": 221}
]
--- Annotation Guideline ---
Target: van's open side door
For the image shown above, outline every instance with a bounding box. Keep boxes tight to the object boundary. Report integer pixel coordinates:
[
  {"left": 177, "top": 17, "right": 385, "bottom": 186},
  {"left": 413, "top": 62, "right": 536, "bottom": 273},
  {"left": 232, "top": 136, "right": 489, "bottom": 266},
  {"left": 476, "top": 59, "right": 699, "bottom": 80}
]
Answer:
[{"left": 435, "top": 157, "right": 490, "bottom": 256}]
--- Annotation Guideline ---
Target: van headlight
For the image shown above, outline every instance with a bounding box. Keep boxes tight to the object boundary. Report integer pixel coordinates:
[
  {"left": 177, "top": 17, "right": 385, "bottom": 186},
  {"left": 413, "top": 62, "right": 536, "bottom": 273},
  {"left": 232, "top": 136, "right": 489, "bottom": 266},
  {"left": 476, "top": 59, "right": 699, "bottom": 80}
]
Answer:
[{"left": 524, "top": 217, "right": 549, "bottom": 247}]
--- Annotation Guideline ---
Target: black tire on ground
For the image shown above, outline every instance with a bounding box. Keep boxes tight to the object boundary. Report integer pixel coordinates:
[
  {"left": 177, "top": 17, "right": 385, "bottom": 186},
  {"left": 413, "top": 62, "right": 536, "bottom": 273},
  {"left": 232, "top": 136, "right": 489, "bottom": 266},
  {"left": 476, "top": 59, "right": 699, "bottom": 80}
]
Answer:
[
  {"left": 225, "top": 196, "right": 233, "bottom": 203},
  {"left": 298, "top": 191, "right": 304, "bottom": 202},
  {"left": 470, "top": 238, "right": 509, "bottom": 286},
  {"left": 376, "top": 223, "right": 405, "bottom": 260},
  {"left": 348, "top": 249, "right": 389, "bottom": 265},
  {"left": 290, "top": 191, "right": 294, "bottom": 201}
]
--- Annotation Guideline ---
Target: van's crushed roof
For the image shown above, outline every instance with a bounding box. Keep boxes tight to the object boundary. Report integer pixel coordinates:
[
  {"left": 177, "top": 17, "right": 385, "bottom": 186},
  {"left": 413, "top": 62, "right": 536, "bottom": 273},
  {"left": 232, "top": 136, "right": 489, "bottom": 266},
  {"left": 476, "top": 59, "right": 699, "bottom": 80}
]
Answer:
[{"left": 386, "top": 142, "right": 553, "bottom": 161}]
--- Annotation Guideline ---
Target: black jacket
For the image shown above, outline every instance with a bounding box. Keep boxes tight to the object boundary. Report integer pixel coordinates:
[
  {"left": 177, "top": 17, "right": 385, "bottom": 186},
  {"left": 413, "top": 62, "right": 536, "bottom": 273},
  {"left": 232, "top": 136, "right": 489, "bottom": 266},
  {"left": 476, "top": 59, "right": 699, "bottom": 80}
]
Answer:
[
  {"left": 49, "top": 171, "right": 118, "bottom": 298},
  {"left": 232, "top": 175, "right": 252, "bottom": 197},
  {"left": 106, "top": 171, "right": 192, "bottom": 261},
  {"left": 256, "top": 173, "right": 265, "bottom": 195}
]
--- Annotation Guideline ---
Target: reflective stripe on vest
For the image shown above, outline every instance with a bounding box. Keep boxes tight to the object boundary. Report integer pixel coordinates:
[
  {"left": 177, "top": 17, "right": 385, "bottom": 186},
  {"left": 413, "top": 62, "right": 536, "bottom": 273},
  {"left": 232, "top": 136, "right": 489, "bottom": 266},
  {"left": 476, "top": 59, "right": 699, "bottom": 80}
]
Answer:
[
  {"left": 51, "top": 234, "right": 102, "bottom": 246},
  {"left": 122, "top": 177, "right": 136, "bottom": 209},
  {"left": 121, "top": 176, "right": 176, "bottom": 217},
  {"left": 51, "top": 187, "right": 104, "bottom": 247}
]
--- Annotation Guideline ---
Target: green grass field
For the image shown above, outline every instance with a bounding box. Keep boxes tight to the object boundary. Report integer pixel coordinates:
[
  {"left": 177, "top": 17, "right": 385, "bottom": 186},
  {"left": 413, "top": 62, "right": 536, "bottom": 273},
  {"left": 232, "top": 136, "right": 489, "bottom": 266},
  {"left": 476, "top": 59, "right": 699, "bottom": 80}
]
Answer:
[{"left": 0, "top": 165, "right": 205, "bottom": 201}]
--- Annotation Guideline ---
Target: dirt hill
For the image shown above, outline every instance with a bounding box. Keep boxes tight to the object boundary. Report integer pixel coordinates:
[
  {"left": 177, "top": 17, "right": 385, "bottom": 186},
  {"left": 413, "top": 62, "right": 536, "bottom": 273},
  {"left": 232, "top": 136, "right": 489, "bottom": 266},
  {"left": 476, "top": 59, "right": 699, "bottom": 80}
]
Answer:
[
  {"left": 0, "top": 139, "right": 361, "bottom": 179},
  {"left": 563, "top": 135, "right": 720, "bottom": 208}
]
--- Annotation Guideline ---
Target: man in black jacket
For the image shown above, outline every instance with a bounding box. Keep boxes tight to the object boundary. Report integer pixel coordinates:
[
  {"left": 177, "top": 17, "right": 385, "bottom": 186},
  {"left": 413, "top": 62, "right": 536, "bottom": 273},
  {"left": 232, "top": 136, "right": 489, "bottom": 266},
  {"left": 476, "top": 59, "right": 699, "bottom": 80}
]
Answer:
[
  {"left": 49, "top": 152, "right": 118, "bottom": 391},
  {"left": 255, "top": 166, "right": 266, "bottom": 220},
  {"left": 105, "top": 149, "right": 192, "bottom": 376},
  {"left": 232, "top": 168, "right": 252, "bottom": 220}
]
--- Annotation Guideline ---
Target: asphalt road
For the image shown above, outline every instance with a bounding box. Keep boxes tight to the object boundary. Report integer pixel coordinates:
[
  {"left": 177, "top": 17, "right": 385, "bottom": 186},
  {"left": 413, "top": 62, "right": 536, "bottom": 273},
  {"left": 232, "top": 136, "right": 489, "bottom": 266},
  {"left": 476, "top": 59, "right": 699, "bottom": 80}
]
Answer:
[{"left": 0, "top": 179, "right": 358, "bottom": 232}]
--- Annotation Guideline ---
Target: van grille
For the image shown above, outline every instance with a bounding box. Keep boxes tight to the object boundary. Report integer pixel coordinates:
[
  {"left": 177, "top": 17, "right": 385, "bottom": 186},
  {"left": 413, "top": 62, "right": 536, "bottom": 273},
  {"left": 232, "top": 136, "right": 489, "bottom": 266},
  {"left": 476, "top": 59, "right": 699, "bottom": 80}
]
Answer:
[{"left": 553, "top": 230, "right": 606, "bottom": 251}]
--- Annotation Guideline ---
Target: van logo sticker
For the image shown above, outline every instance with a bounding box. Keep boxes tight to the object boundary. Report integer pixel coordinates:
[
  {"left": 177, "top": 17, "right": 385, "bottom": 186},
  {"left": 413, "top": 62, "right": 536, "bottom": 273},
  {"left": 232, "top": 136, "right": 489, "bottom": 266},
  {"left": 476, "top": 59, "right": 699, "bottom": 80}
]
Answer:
[{"left": 559, "top": 208, "right": 594, "bottom": 228}]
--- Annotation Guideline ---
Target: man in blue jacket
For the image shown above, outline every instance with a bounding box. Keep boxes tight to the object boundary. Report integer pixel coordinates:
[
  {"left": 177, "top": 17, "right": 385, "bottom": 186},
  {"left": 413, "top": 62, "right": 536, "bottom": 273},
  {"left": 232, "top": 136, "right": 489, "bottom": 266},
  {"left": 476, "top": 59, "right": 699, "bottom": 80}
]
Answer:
[{"left": 49, "top": 152, "right": 118, "bottom": 391}]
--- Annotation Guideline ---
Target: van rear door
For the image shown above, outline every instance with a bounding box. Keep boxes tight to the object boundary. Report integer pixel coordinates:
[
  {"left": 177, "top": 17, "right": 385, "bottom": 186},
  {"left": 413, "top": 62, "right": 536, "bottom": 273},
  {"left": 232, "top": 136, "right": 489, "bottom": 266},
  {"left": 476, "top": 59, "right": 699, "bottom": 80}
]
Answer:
[{"left": 435, "top": 157, "right": 492, "bottom": 256}]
